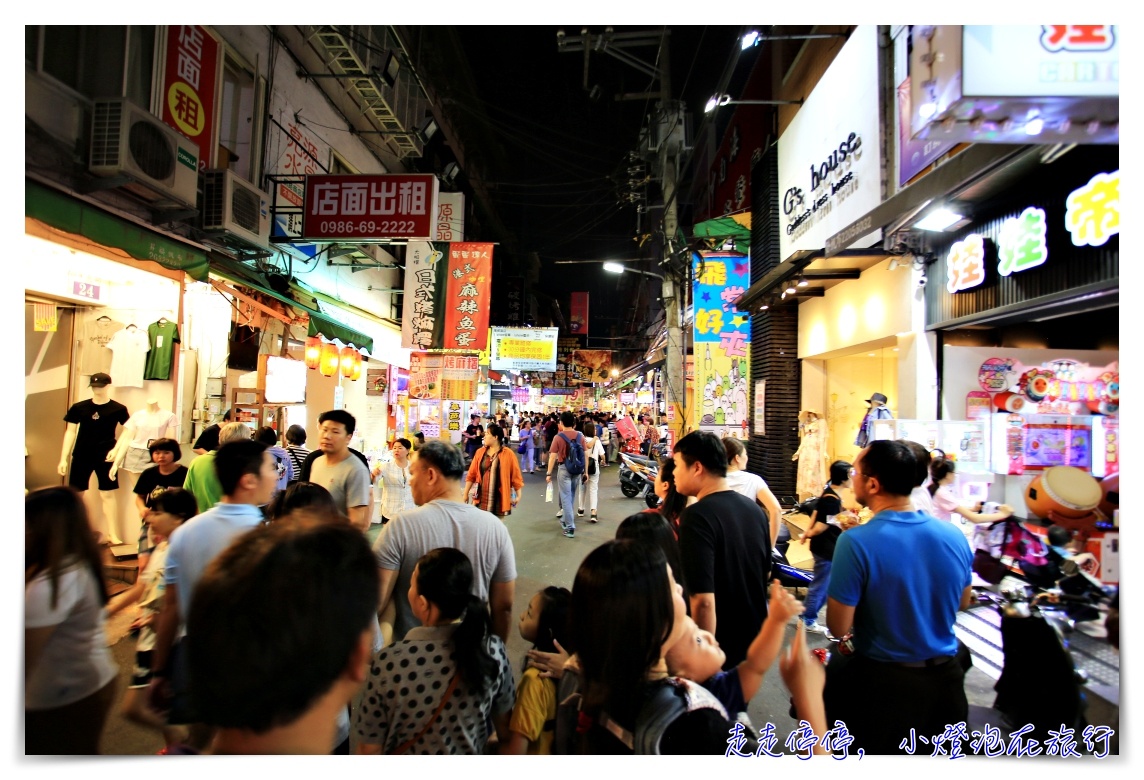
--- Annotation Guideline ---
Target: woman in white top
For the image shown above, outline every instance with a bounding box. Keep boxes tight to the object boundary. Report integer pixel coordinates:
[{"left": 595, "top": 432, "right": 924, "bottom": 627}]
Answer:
[
  {"left": 373, "top": 438, "right": 414, "bottom": 525},
  {"left": 576, "top": 421, "right": 606, "bottom": 523},
  {"left": 25, "top": 487, "right": 119, "bottom": 754},
  {"left": 928, "top": 456, "right": 1013, "bottom": 546},
  {"left": 722, "top": 436, "right": 785, "bottom": 548}
]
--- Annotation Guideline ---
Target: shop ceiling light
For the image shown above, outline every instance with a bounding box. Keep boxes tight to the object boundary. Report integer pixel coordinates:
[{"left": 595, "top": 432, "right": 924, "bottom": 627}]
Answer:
[
  {"left": 784, "top": 282, "right": 797, "bottom": 295},
  {"left": 1025, "top": 114, "right": 1044, "bottom": 136},
  {"left": 915, "top": 208, "right": 963, "bottom": 232},
  {"left": 796, "top": 277, "right": 808, "bottom": 287}
]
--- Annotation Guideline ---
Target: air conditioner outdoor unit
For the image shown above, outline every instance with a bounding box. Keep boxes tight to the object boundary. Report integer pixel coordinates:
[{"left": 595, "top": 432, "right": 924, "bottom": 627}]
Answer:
[
  {"left": 202, "top": 169, "right": 272, "bottom": 249},
  {"left": 89, "top": 98, "right": 199, "bottom": 209}
]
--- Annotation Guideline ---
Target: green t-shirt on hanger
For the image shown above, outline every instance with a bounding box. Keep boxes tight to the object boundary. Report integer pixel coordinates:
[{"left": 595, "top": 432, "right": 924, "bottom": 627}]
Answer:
[{"left": 144, "top": 319, "right": 181, "bottom": 380}]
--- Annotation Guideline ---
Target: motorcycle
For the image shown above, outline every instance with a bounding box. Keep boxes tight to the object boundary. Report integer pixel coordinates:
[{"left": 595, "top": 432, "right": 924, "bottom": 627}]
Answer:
[{"left": 618, "top": 451, "right": 660, "bottom": 508}]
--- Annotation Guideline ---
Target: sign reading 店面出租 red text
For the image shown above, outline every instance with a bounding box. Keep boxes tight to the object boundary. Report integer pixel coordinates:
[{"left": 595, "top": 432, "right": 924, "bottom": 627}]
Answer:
[{"left": 302, "top": 174, "right": 440, "bottom": 241}]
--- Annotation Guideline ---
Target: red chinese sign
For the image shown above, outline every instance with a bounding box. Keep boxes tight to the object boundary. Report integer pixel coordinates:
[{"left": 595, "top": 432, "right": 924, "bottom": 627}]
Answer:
[
  {"left": 161, "top": 25, "right": 220, "bottom": 170},
  {"left": 569, "top": 292, "right": 589, "bottom": 335},
  {"left": 302, "top": 174, "right": 440, "bottom": 241},
  {"left": 442, "top": 243, "right": 493, "bottom": 350}
]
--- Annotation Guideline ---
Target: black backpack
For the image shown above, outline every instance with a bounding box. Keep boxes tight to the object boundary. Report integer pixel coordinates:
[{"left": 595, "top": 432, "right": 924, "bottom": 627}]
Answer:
[{"left": 560, "top": 432, "right": 586, "bottom": 476}]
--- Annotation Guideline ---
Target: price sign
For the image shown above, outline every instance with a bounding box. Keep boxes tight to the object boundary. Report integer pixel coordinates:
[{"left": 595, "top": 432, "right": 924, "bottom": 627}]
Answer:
[{"left": 72, "top": 281, "right": 101, "bottom": 301}]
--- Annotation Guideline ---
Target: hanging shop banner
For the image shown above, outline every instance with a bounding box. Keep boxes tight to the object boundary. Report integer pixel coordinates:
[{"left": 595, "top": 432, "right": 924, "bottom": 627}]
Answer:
[
  {"left": 441, "top": 355, "right": 480, "bottom": 401},
  {"left": 408, "top": 352, "right": 442, "bottom": 400},
  {"left": 490, "top": 327, "right": 559, "bottom": 372},
  {"left": 692, "top": 251, "right": 751, "bottom": 439},
  {"left": 161, "top": 25, "right": 220, "bottom": 171},
  {"left": 753, "top": 380, "right": 766, "bottom": 436},
  {"left": 569, "top": 292, "right": 589, "bottom": 335},
  {"left": 557, "top": 335, "right": 592, "bottom": 384},
  {"left": 434, "top": 192, "right": 466, "bottom": 241},
  {"left": 442, "top": 243, "right": 493, "bottom": 350},
  {"left": 402, "top": 242, "right": 493, "bottom": 350},
  {"left": 571, "top": 350, "right": 613, "bottom": 383},
  {"left": 620, "top": 392, "right": 636, "bottom": 406},
  {"left": 302, "top": 174, "right": 440, "bottom": 241},
  {"left": 502, "top": 276, "right": 526, "bottom": 327}
]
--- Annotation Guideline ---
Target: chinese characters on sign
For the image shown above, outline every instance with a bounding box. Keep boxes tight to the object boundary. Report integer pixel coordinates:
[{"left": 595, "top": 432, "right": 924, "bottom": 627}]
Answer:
[
  {"left": 302, "top": 174, "right": 440, "bottom": 241},
  {"left": 402, "top": 242, "right": 444, "bottom": 350},
  {"left": 1040, "top": 25, "right": 1116, "bottom": 52},
  {"left": 408, "top": 353, "right": 442, "bottom": 400},
  {"left": 945, "top": 234, "right": 987, "bottom": 293},
  {"left": 446, "top": 401, "right": 463, "bottom": 433},
  {"left": 1066, "top": 170, "right": 1119, "bottom": 248},
  {"left": 692, "top": 252, "right": 751, "bottom": 439},
  {"left": 434, "top": 192, "right": 466, "bottom": 241},
  {"left": 443, "top": 243, "right": 493, "bottom": 351},
  {"left": 504, "top": 276, "right": 526, "bottom": 328},
  {"left": 997, "top": 207, "right": 1048, "bottom": 276},
  {"left": 490, "top": 327, "right": 559, "bottom": 372},
  {"left": 440, "top": 355, "right": 480, "bottom": 401},
  {"left": 161, "top": 26, "right": 218, "bottom": 170},
  {"left": 557, "top": 336, "right": 592, "bottom": 384}
]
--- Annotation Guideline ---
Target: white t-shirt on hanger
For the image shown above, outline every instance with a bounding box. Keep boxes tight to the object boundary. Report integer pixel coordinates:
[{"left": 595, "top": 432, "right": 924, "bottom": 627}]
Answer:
[
  {"left": 107, "top": 327, "right": 151, "bottom": 388},
  {"left": 122, "top": 408, "right": 177, "bottom": 473}
]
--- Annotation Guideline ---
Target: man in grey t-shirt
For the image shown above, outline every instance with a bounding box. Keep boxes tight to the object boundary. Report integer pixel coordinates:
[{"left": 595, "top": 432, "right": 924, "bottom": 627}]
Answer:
[
  {"left": 308, "top": 410, "right": 372, "bottom": 531},
  {"left": 373, "top": 441, "right": 516, "bottom": 642}
]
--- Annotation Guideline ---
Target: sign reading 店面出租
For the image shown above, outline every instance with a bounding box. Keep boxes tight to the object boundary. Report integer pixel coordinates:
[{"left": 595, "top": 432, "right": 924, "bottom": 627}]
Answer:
[{"left": 303, "top": 174, "right": 440, "bottom": 241}]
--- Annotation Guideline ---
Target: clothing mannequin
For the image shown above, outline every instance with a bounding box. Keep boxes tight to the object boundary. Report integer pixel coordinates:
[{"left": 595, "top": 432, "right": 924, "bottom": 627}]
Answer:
[
  {"left": 792, "top": 409, "right": 829, "bottom": 501},
  {"left": 59, "top": 373, "right": 130, "bottom": 544},
  {"left": 109, "top": 399, "right": 178, "bottom": 480},
  {"left": 854, "top": 392, "right": 894, "bottom": 449}
]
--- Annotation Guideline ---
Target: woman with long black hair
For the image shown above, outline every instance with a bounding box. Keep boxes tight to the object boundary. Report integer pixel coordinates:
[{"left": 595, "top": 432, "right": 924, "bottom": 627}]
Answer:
[{"left": 354, "top": 548, "right": 515, "bottom": 754}]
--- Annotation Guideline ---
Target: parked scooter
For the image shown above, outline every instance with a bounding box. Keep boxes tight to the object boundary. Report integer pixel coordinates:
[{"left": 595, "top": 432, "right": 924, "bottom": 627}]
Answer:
[{"left": 618, "top": 451, "right": 660, "bottom": 508}]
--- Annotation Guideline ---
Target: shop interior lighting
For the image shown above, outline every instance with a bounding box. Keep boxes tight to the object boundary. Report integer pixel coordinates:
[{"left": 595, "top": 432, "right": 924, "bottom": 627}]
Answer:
[
  {"left": 796, "top": 277, "right": 808, "bottom": 287},
  {"left": 1024, "top": 112, "right": 1044, "bottom": 136},
  {"left": 784, "top": 282, "right": 798, "bottom": 295},
  {"left": 915, "top": 208, "right": 964, "bottom": 232},
  {"left": 918, "top": 101, "right": 938, "bottom": 120},
  {"left": 759, "top": 301, "right": 769, "bottom": 311}
]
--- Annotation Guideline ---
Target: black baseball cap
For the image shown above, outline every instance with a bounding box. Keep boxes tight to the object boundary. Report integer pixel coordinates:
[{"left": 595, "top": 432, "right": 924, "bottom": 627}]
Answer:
[{"left": 89, "top": 373, "right": 112, "bottom": 387}]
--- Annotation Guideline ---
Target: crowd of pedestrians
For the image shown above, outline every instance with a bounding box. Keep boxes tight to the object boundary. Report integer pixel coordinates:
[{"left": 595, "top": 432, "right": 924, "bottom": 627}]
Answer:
[{"left": 28, "top": 408, "right": 1017, "bottom": 756}]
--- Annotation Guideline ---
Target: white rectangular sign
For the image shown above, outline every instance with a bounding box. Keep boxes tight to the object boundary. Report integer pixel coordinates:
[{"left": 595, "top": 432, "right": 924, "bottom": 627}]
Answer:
[
  {"left": 489, "top": 327, "right": 559, "bottom": 372},
  {"left": 778, "top": 24, "right": 882, "bottom": 261},
  {"left": 963, "top": 25, "right": 1118, "bottom": 99}
]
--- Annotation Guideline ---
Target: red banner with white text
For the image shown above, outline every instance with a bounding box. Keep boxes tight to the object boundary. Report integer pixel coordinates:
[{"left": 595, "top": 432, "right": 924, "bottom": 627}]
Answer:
[{"left": 441, "top": 243, "right": 493, "bottom": 350}]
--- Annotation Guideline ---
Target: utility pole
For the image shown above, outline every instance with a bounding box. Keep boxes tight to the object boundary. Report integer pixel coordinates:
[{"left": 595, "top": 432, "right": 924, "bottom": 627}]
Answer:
[{"left": 557, "top": 28, "right": 689, "bottom": 448}]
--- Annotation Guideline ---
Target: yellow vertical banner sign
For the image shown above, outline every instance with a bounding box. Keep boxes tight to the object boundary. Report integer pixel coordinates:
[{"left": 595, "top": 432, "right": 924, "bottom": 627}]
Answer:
[{"left": 691, "top": 252, "right": 751, "bottom": 439}]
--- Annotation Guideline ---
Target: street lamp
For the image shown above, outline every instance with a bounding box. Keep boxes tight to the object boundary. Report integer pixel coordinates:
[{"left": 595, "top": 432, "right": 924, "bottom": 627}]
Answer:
[
  {"left": 705, "top": 93, "right": 804, "bottom": 113},
  {"left": 603, "top": 261, "right": 664, "bottom": 281}
]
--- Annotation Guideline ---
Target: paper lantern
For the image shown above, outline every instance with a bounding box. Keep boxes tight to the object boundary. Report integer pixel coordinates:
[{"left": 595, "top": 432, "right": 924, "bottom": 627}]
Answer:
[
  {"left": 340, "top": 346, "right": 357, "bottom": 378},
  {"left": 350, "top": 351, "right": 364, "bottom": 381},
  {"left": 304, "top": 336, "right": 322, "bottom": 370},
  {"left": 319, "top": 342, "right": 341, "bottom": 377}
]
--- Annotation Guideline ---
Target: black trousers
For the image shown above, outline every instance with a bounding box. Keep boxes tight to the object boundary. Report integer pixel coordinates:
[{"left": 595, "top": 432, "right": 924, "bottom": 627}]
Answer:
[{"left": 823, "top": 649, "right": 968, "bottom": 755}]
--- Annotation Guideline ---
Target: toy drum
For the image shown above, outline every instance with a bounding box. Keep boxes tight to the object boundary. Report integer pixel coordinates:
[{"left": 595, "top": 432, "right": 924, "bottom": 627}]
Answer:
[
  {"left": 1025, "top": 466, "right": 1102, "bottom": 519},
  {"left": 1099, "top": 473, "right": 1119, "bottom": 519},
  {"left": 994, "top": 391, "right": 1026, "bottom": 413}
]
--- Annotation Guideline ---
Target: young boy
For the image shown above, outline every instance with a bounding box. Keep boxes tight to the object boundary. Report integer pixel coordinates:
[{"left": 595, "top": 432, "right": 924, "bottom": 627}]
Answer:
[{"left": 665, "top": 579, "right": 803, "bottom": 717}]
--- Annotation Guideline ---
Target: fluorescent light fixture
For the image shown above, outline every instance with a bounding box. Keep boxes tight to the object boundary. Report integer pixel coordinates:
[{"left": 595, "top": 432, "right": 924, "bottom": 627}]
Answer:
[
  {"left": 1025, "top": 117, "right": 1044, "bottom": 136},
  {"left": 918, "top": 102, "right": 938, "bottom": 120},
  {"left": 915, "top": 208, "right": 963, "bottom": 232},
  {"left": 603, "top": 262, "right": 626, "bottom": 274},
  {"left": 741, "top": 30, "right": 760, "bottom": 50}
]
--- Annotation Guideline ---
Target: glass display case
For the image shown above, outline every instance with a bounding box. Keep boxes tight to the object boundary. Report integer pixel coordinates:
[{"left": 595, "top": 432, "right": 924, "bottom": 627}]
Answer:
[
  {"left": 871, "top": 418, "right": 990, "bottom": 474},
  {"left": 989, "top": 413, "right": 1117, "bottom": 477}
]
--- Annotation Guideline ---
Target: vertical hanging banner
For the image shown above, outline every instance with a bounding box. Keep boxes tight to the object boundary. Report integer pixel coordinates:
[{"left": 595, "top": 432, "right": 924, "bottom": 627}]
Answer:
[
  {"left": 569, "top": 292, "right": 590, "bottom": 335},
  {"left": 501, "top": 276, "right": 525, "bottom": 327},
  {"left": 161, "top": 25, "right": 221, "bottom": 170},
  {"left": 402, "top": 241, "right": 446, "bottom": 350},
  {"left": 442, "top": 243, "right": 493, "bottom": 350},
  {"left": 434, "top": 193, "right": 466, "bottom": 241},
  {"left": 692, "top": 251, "right": 751, "bottom": 439}
]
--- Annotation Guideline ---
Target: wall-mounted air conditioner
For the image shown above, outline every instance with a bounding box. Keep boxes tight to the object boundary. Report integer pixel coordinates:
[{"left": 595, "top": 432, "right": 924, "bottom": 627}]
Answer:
[
  {"left": 89, "top": 98, "right": 199, "bottom": 209},
  {"left": 202, "top": 169, "right": 272, "bottom": 249}
]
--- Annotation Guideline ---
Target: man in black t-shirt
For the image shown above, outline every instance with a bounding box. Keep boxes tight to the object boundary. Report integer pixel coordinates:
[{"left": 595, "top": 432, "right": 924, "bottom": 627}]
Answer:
[
  {"left": 673, "top": 431, "right": 772, "bottom": 670},
  {"left": 797, "top": 460, "right": 853, "bottom": 634},
  {"left": 192, "top": 408, "right": 233, "bottom": 454}
]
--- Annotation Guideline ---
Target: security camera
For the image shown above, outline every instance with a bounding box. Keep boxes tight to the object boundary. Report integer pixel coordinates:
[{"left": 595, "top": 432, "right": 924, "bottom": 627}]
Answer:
[{"left": 917, "top": 275, "right": 928, "bottom": 288}]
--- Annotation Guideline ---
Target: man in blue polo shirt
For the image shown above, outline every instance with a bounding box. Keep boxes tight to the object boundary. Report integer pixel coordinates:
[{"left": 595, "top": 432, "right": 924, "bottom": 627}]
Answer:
[
  {"left": 825, "top": 439, "right": 973, "bottom": 755},
  {"left": 148, "top": 439, "right": 278, "bottom": 746}
]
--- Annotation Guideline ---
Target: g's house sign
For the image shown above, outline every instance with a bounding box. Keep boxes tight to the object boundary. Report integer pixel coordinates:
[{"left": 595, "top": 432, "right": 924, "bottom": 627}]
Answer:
[
  {"left": 778, "top": 25, "right": 881, "bottom": 260},
  {"left": 784, "top": 132, "right": 864, "bottom": 238}
]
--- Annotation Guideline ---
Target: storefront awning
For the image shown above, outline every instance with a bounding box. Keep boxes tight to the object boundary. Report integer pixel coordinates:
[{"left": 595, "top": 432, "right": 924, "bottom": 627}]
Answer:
[
  {"left": 25, "top": 179, "right": 210, "bottom": 280},
  {"left": 209, "top": 259, "right": 374, "bottom": 354},
  {"left": 691, "top": 214, "right": 751, "bottom": 254}
]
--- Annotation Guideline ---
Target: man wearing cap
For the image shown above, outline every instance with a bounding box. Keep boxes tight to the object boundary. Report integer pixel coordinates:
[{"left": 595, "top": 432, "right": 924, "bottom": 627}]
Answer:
[
  {"left": 58, "top": 373, "right": 130, "bottom": 543},
  {"left": 854, "top": 392, "right": 894, "bottom": 448}
]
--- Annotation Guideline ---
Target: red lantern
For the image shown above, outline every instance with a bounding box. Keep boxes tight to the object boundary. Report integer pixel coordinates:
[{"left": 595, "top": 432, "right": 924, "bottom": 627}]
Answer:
[
  {"left": 350, "top": 351, "right": 364, "bottom": 381},
  {"left": 340, "top": 346, "right": 357, "bottom": 378},
  {"left": 304, "top": 336, "right": 322, "bottom": 370},
  {"left": 319, "top": 342, "right": 340, "bottom": 376}
]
